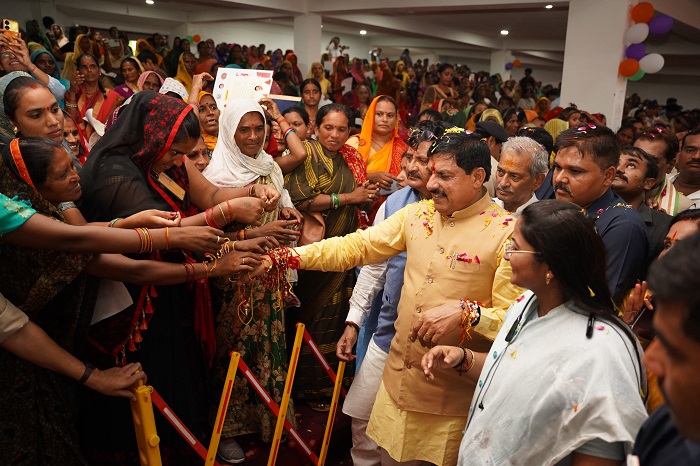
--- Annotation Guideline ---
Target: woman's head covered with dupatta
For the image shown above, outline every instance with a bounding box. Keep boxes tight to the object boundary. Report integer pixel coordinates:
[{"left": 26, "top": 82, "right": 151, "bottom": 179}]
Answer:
[
  {"left": 356, "top": 95, "right": 399, "bottom": 154},
  {"left": 203, "top": 98, "right": 292, "bottom": 207},
  {"left": 138, "top": 70, "right": 164, "bottom": 92},
  {"left": 80, "top": 91, "right": 201, "bottom": 217},
  {"left": 3, "top": 137, "right": 81, "bottom": 205}
]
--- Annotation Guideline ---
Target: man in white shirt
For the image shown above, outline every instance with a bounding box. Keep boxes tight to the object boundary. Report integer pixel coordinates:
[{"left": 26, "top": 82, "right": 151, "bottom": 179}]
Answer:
[{"left": 493, "top": 136, "right": 547, "bottom": 216}]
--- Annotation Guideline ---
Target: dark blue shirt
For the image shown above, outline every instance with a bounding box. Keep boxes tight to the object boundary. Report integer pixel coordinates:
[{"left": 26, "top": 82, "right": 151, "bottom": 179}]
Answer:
[
  {"left": 632, "top": 404, "right": 700, "bottom": 465},
  {"left": 585, "top": 189, "right": 648, "bottom": 301},
  {"left": 535, "top": 169, "right": 555, "bottom": 200}
]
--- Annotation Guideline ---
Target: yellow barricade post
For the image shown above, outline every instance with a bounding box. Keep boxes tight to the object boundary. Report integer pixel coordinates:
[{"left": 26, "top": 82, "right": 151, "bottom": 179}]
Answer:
[
  {"left": 130, "top": 380, "right": 162, "bottom": 466},
  {"left": 267, "top": 322, "right": 305, "bottom": 466},
  {"left": 206, "top": 352, "right": 241, "bottom": 466},
  {"left": 317, "top": 360, "right": 346, "bottom": 466}
]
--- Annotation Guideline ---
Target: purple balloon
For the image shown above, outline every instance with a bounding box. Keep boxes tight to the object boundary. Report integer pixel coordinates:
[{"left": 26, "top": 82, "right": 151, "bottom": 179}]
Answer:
[
  {"left": 649, "top": 14, "right": 673, "bottom": 35},
  {"left": 505, "top": 62, "right": 513, "bottom": 70},
  {"left": 626, "top": 43, "right": 646, "bottom": 61}
]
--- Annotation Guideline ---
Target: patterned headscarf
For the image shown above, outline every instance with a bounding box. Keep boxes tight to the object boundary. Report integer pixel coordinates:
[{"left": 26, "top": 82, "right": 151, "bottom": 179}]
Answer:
[
  {"left": 159, "top": 77, "right": 189, "bottom": 100},
  {"left": 82, "top": 91, "right": 198, "bottom": 216}
]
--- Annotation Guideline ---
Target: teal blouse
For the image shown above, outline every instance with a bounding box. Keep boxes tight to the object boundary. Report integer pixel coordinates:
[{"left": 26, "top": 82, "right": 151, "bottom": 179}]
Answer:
[{"left": 0, "top": 193, "right": 36, "bottom": 236}]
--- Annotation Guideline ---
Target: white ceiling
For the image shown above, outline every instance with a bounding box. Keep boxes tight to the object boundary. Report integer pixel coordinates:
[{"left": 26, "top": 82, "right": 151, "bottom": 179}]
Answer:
[{"left": 41, "top": 0, "right": 700, "bottom": 78}]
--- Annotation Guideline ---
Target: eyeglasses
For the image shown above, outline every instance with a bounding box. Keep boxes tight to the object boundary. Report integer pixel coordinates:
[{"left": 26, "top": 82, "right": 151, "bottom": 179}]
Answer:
[
  {"left": 504, "top": 239, "right": 540, "bottom": 260},
  {"left": 1, "top": 51, "right": 15, "bottom": 59}
]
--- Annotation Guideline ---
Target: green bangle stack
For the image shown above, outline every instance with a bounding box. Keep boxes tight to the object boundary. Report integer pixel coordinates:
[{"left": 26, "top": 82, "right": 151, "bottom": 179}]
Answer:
[{"left": 330, "top": 193, "right": 340, "bottom": 209}]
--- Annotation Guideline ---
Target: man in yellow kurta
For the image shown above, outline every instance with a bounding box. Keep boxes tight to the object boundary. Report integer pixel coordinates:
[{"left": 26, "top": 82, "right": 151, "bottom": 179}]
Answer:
[{"left": 284, "top": 129, "right": 523, "bottom": 465}]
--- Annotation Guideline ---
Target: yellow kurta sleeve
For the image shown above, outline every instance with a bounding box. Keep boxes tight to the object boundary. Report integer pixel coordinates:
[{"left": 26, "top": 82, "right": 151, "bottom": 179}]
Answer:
[
  {"left": 473, "top": 239, "right": 525, "bottom": 342},
  {"left": 295, "top": 205, "right": 408, "bottom": 271}
]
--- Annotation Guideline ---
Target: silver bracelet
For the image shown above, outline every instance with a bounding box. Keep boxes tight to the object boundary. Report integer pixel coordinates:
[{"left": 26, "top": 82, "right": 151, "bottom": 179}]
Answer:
[{"left": 57, "top": 201, "right": 77, "bottom": 212}]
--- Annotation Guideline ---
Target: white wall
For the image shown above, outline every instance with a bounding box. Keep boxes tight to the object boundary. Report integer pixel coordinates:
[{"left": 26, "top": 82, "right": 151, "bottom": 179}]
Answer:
[
  {"left": 183, "top": 21, "right": 369, "bottom": 65},
  {"left": 186, "top": 21, "right": 295, "bottom": 52},
  {"left": 2, "top": 0, "right": 74, "bottom": 35},
  {"left": 627, "top": 75, "right": 700, "bottom": 110}
]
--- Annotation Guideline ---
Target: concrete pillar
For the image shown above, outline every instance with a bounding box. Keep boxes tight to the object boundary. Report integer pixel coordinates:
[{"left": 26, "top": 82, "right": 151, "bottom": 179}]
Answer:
[
  {"left": 559, "top": 0, "right": 630, "bottom": 131},
  {"left": 294, "top": 14, "right": 323, "bottom": 78},
  {"left": 490, "top": 50, "right": 514, "bottom": 81}
]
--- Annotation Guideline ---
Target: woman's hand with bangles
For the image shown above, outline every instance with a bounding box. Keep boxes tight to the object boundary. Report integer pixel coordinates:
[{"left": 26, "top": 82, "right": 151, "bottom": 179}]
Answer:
[
  {"left": 421, "top": 345, "right": 464, "bottom": 381},
  {"left": 169, "top": 226, "right": 224, "bottom": 255},
  {"left": 120, "top": 209, "right": 183, "bottom": 229}
]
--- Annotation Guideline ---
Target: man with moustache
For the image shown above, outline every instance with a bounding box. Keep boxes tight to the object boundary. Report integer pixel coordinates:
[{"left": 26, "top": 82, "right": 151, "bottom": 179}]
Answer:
[
  {"left": 270, "top": 128, "right": 522, "bottom": 465},
  {"left": 632, "top": 231, "right": 700, "bottom": 465},
  {"left": 612, "top": 146, "right": 672, "bottom": 272},
  {"left": 338, "top": 120, "right": 449, "bottom": 466},
  {"left": 671, "top": 128, "right": 700, "bottom": 206},
  {"left": 493, "top": 136, "right": 548, "bottom": 216},
  {"left": 552, "top": 126, "right": 647, "bottom": 302},
  {"left": 635, "top": 128, "right": 694, "bottom": 215}
]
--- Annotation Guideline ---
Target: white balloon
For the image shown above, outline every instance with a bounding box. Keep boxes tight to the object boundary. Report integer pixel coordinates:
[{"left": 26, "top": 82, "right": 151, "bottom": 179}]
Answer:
[
  {"left": 626, "top": 23, "right": 649, "bottom": 44},
  {"left": 639, "top": 53, "right": 665, "bottom": 74}
]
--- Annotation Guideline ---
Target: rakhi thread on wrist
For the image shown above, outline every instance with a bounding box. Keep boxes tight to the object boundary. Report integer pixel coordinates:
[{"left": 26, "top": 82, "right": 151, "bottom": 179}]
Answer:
[
  {"left": 458, "top": 299, "right": 482, "bottom": 345},
  {"left": 234, "top": 246, "right": 300, "bottom": 324}
]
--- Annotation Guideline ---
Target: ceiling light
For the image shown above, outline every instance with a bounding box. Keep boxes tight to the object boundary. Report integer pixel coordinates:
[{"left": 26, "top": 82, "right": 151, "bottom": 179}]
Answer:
[
  {"left": 545, "top": 4, "right": 553, "bottom": 8},
  {"left": 360, "top": 30, "right": 367, "bottom": 35},
  {"left": 145, "top": 0, "right": 154, "bottom": 4},
  {"left": 500, "top": 30, "right": 509, "bottom": 35}
]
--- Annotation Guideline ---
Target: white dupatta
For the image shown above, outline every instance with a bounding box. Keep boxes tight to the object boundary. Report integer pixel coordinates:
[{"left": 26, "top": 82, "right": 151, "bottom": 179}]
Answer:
[{"left": 203, "top": 98, "right": 292, "bottom": 208}]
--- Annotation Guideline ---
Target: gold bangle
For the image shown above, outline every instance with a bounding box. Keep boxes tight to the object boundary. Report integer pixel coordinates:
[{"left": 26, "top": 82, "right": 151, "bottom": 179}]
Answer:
[{"left": 217, "top": 203, "right": 228, "bottom": 225}]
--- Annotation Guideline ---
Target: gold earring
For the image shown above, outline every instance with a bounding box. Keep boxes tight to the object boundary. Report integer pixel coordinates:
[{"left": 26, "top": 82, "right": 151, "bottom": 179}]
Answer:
[
  {"left": 12, "top": 126, "right": 18, "bottom": 134},
  {"left": 545, "top": 273, "right": 551, "bottom": 285}
]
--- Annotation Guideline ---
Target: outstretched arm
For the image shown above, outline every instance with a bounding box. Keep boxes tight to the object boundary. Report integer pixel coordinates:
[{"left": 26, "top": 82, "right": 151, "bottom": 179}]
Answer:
[{"left": 0, "top": 294, "right": 146, "bottom": 400}]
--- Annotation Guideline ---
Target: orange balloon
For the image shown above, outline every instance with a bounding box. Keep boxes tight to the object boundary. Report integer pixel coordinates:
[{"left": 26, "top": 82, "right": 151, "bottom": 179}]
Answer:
[
  {"left": 619, "top": 58, "right": 640, "bottom": 77},
  {"left": 513, "top": 59, "right": 522, "bottom": 67},
  {"left": 193, "top": 34, "right": 202, "bottom": 43},
  {"left": 630, "top": 2, "right": 654, "bottom": 24}
]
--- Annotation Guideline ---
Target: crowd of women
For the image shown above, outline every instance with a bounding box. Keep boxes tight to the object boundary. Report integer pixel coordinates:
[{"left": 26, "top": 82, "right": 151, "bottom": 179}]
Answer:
[{"left": 0, "top": 16, "right": 698, "bottom": 466}]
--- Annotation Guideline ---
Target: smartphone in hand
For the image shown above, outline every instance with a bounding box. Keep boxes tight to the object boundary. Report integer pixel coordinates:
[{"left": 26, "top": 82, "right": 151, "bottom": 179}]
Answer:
[{"left": 2, "top": 19, "right": 19, "bottom": 41}]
